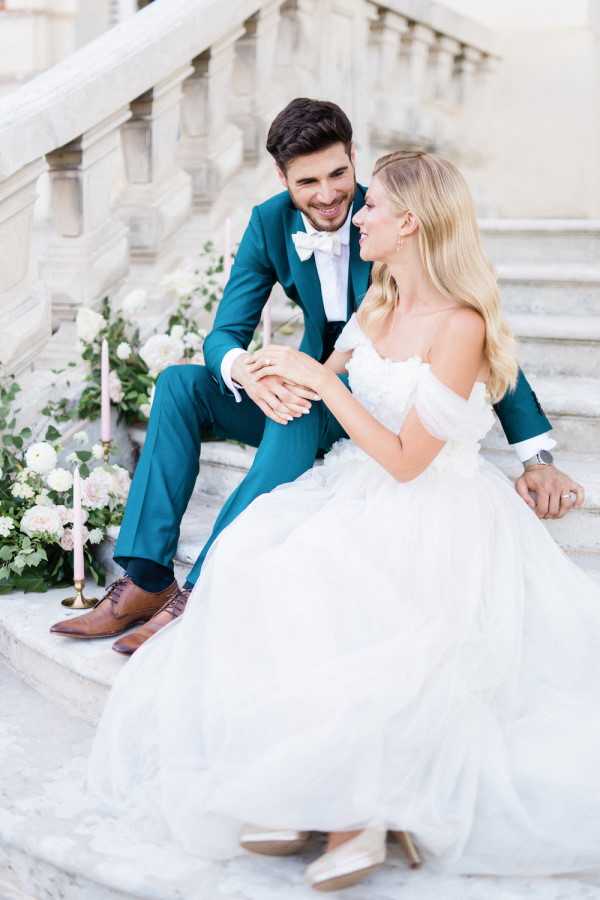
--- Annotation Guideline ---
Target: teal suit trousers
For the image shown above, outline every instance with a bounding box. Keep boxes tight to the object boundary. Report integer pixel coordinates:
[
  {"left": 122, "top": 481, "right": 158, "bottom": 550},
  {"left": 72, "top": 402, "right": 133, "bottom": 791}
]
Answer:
[{"left": 114, "top": 364, "right": 347, "bottom": 586}]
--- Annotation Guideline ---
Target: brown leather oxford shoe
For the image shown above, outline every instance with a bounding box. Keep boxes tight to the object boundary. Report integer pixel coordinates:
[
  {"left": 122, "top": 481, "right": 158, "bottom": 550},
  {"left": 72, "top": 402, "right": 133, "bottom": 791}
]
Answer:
[
  {"left": 49, "top": 577, "right": 181, "bottom": 640},
  {"left": 112, "top": 587, "right": 191, "bottom": 655}
]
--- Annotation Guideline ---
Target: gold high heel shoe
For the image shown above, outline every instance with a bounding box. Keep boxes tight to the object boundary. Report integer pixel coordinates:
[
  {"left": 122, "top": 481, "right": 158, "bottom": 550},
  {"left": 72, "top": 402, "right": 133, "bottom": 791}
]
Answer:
[
  {"left": 239, "top": 823, "right": 311, "bottom": 856},
  {"left": 393, "top": 830, "right": 422, "bottom": 868},
  {"left": 305, "top": 827, "right": 387, "bottom": 892}
]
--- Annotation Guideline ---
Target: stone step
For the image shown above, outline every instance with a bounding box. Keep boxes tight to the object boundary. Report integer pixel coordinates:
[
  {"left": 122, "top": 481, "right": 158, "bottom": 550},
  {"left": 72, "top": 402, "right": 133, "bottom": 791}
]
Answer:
[
  {"left": 3, "top": 662, "right": 599, "bottom": 900},
  {"left": 497, "top": 264, "right": 600, "bottom": 316},
  {"left": 508, "top": 313, "right": 600, "bottom": 378},
  {"left": 479, "top": 218, "right": 600, "bottom": 266}
]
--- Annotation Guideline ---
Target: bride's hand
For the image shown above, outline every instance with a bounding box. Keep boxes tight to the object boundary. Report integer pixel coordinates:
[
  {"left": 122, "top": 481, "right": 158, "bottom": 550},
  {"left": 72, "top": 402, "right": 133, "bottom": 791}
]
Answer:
[{"left": 247, "top": 345, "right": 326, "bottom": 395}]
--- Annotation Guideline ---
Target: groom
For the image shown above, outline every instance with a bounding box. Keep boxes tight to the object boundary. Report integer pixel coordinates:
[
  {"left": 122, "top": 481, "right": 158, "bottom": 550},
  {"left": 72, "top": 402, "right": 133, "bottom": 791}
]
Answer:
[{"left": 50, "top": 97, "right": 579, "bottom": 652}]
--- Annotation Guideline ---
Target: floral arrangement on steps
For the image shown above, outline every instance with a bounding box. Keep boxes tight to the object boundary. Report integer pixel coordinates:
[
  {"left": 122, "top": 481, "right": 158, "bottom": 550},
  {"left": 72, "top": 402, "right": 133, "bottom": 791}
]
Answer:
[
  {"left": 77, "top": 242, "right": 225, "bottom": 426},
  {"left": 0, "top": 381, "right": 130, "bottom": 593}
]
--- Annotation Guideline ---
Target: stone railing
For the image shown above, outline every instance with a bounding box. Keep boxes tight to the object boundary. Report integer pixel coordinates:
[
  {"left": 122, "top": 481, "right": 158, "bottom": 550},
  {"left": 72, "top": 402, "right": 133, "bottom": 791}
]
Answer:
[{"left": 0, "top": 0, "right": 496, "bottom": 376}]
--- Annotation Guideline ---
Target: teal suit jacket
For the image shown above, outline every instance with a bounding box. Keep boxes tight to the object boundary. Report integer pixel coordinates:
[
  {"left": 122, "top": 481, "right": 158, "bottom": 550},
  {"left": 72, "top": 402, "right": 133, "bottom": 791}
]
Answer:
[{"left": 203, "top": 186, "right": 551, "bottom": 446}]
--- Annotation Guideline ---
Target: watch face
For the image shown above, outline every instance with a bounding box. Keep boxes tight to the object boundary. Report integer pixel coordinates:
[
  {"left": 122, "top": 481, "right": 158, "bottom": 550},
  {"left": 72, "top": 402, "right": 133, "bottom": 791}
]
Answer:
[{"left": 538, "top": 450, "right": 554, "bottom": 464}]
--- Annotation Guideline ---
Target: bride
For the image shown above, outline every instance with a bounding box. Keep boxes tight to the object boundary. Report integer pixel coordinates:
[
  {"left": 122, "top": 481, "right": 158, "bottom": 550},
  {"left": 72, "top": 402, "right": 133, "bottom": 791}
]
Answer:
[{"left": 89, "top": 151, "right": 600, "bottom": 893}]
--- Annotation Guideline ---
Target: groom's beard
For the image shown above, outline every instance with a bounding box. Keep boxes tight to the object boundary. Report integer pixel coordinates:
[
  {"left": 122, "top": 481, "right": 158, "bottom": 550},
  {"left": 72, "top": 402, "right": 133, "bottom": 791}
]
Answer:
[{"left": 290, "top": 178, "right": 357, "bottom": 234}]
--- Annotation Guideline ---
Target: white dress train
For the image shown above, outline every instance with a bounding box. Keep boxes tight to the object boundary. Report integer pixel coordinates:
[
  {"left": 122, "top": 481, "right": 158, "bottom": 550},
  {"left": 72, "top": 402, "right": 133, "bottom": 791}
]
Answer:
[{"left": 89, "top": 313, "right": 600, "bottom": 875}]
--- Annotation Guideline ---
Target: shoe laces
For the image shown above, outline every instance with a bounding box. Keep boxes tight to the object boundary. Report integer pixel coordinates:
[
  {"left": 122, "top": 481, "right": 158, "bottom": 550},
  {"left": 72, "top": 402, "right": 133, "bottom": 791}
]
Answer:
[
  {"left": 95, "top": 576, "right": 129, "bottom": 610},
  {"left": 163, "top": 588, "right": 189, "bottom": 618}
]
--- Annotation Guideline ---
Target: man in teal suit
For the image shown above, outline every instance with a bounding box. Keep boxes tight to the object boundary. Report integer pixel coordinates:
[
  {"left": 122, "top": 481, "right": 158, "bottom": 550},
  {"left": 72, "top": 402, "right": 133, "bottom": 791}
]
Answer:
[{"left": 51, "top": 98, "right": 579, "bottom": 652}]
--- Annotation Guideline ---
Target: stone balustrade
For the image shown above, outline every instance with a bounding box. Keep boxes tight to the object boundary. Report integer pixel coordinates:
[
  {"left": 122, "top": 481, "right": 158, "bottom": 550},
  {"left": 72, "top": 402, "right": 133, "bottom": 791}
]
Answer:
[{"left": 0, "top": 0, "right": 496, "bottom": 377}]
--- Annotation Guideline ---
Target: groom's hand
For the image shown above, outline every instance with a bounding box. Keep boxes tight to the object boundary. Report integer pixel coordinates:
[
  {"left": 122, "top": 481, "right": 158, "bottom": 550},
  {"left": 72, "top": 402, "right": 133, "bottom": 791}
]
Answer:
[
  {"left": 515, "top": 464, "right": 585, "bottom": 519},
  {"left": 231, "top": 353, "right": 319, "bottom": 425}
]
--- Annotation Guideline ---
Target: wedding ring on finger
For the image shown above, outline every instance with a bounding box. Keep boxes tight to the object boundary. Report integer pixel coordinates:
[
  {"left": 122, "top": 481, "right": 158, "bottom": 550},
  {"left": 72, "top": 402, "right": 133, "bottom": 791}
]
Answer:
[{"left": 561, "top": 491, "right": 576, "bottom": 501}]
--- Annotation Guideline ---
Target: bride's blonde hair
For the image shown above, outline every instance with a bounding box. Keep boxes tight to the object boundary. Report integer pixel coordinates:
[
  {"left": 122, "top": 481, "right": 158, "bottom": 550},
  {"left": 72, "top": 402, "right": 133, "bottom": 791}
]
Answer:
[{"left": 359, "top": 150, "right": 518, "bottom": 401}]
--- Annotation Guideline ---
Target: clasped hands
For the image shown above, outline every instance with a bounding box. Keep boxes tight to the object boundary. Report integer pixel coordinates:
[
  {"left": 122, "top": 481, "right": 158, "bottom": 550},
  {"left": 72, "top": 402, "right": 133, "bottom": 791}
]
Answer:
[{"left": 234, "top": 345, "right": 326, "bottom": 426}]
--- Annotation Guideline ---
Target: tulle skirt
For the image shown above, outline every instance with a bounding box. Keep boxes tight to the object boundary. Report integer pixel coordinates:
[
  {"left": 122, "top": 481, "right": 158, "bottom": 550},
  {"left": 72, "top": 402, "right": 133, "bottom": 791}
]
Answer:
[{"left": 89, "top": 449, "right": 600, "bottom": 875}]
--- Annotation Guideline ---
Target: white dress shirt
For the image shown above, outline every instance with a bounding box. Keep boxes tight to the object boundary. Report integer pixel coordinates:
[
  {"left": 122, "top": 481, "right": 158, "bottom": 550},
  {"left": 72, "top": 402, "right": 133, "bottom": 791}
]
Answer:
[{"left": 219, "top": 210, "right": 554, "bottom": 463}]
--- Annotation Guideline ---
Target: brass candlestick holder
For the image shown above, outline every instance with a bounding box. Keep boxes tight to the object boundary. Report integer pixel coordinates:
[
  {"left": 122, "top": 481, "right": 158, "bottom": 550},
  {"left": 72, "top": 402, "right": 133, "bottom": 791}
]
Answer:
[
  {"left": 62, "top": 578, "right": 98, "bottom": 609},
  {"left": 102, "top": 439, "right": 112, "bottom": 464}
]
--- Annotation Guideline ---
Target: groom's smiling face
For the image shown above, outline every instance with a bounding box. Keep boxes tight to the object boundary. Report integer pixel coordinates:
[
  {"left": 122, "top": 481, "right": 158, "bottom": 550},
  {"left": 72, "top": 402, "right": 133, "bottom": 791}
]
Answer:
[{"left": 277, "top": 143, "right": 357, "bottom": 233}]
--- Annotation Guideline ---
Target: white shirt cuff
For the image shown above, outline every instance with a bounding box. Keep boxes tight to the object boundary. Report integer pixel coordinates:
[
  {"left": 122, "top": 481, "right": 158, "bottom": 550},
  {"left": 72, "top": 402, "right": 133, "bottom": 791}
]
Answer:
[
  {"left": 512, "top": 432, "right": 557, "bottom": 464},
  {"left": 221, "top": 348, "right": 247, "bottom": 404}
]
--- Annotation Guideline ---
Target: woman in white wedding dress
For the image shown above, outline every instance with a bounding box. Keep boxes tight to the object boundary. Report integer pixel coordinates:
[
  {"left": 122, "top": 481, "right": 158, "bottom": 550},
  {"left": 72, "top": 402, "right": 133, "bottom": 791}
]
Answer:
[{"left": 90, "top": 151, "right": 600, "bottom": 893}]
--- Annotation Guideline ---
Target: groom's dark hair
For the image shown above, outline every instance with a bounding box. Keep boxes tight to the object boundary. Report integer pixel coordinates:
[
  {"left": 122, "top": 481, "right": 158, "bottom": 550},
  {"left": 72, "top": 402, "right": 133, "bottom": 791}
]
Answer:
[{"left": 266, "top": 98, "right": 353, "bottom": 172}]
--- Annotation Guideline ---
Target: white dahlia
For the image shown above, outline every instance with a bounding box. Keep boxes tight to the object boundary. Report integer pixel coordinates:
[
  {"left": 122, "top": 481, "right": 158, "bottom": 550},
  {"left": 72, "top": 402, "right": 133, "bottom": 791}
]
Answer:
[
  {"left": 25, "top": 442, "right": 57, "bottom": 475},
  {"left": 46, "top": 467, "right": 73, "bottom": 494},
  {"left": 116, "top": 341, "right": 132, "bottom": 361}
]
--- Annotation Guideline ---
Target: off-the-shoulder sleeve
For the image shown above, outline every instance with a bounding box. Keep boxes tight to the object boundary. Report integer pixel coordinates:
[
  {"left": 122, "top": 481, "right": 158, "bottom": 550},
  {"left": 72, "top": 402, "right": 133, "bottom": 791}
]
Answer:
[
  {"left": 414, "top": 366, "right": 494, "bottom": 443},
  {"left": 334, "top": 313, "right": 369, "bottom": 352}
]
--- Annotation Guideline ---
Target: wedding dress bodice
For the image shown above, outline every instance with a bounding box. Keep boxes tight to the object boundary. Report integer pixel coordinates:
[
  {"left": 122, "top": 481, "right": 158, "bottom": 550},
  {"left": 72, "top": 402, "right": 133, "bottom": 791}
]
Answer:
[{"left": 327, "top": 313, "right": 496, "bottom": 476}]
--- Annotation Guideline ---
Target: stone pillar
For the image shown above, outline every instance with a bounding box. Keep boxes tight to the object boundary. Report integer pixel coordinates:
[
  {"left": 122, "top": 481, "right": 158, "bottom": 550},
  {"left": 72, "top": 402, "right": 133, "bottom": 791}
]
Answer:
[
  {"left": 456, "top": 46, "right": 482, "bottom": 106},
  {"left": 178, "top": 29, "right": 245, "bottom": 208},
  {"left": 429, "top": 35, "right": 461, "bottom": 153},
  {"left": 39, "top": 106, "right": 131, "bottom": 321},
  {"left": 368, "top": 9, "right": 409, "bottom": 155},
  {"left": 0, "top": 159, "right": 52, "bottom": 374},
  {"left": 118, "top": 64, "right": 193, "bottom": 259}
]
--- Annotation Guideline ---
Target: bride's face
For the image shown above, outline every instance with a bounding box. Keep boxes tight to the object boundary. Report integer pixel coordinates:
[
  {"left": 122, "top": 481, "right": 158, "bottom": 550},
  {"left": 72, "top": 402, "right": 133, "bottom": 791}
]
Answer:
[{"left": 353, "top": 176, "right": 404, "bottom": 263}]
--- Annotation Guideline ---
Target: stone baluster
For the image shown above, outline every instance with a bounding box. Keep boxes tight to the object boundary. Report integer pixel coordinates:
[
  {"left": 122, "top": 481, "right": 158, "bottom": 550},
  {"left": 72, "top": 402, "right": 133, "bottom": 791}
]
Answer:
[
  {"left": 393, "top": 22, "right": 437, "bottom": 146},
  {"left": 39, "top": 106, "right": 131, "bottom": 321},
  {"left": 430, "top": 35, "right": 461, "bottom": 106},
  {"left": 275, "top": 0, "right": 320, "bottom": 100},
  {"left": 456, "top": 45, "right": 482, "bottom": 106},
  {"left": 254, "top": 0, "right": 284, "bottom": 146},
  {"left": 0, "top": 159, "right": 51, "bottom": 374},
  {"left": 118, "top": 64, "right": 193, "bottom": 260},
  {"left": 368, "top": 8, "right": 409, "bottom": 153},
  {"left": 178, "top": 29, "right": 245, "bottom": 209}
]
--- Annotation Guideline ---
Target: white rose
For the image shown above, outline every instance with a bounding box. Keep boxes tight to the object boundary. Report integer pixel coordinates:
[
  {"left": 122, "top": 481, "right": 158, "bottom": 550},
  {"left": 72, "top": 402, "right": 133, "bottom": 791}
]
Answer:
[
  {"left": 122, "top": 289, "right": 147, "bottom": 317},
  {"left": 11, "top": 483, "right": 34, "bottom": 500},
  {"left": 76, "top": 307, "right": 105, "bottom": 344},
  {"left": 91, "top": 443, "right": 104, "bottom": 460},
  {"left": 139, "top": 334, "right": 184, "bottom": 377},
  {"left": 60, "top": 528, "right": 74, "bottom": 551},
  {"left": 110, "top": 465, "right": 131, "bottom": 501},
  {"left": 73, "top": 430, "right": 89, "bottom": 446},
  {"left": 20, "top": 505, "right": 63, "bottom": 538},
  {"left": 81, "top": 469, "right": 114, "bottom": 510},
  {"left": 109, "top": 370, "right": 124, "bottom": 403},
  {"left": 25, "top": 442, "right": 57, "bottom": 475},
  {"left": 170, "top": 325, "right": 185, "bottom": 341},
  {"left": 183, "top": 331, "right": 203, "bottom": 350},
  {"left": 140, "top": 403, "right": 151, "bottom": 419},
  {"left": 116, "top": 341, "right": 132, "bottom": 361},
  {"left": 46, "top": 467, "right": 73, "bottom": 493},
  {"left": 88, "top": 527, "right": 103, "bottom": 545},
  {"left": 0, "top": 516, "right": 14, "bottom": 537},
  {"left": 35, "top": 491, "right": 53, "bottom": 507}
]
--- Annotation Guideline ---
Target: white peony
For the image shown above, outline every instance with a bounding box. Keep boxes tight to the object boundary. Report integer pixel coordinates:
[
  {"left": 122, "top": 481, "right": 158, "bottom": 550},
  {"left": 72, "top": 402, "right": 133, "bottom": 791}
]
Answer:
[
  {"left": 170, "top": 325, "right": 185, "bottom": 341},
  {"left": 46, "top": 467, "right": 73, "bottom": 493},
  {"left": 110, "top": 465, "right": 131, "bottom": 501},
  {"left": 73, "top": 430, "right": 89, "bottom": 446},
  {"left": 88, "top": 527, "right": 104, "bottom": 545},
  {"left": 0, "top": 516, "right": 14, "bottom": 537},
  {"left": 11, "top": 483, "right": 34, "bottom": 500},
  {"left": 81, "top": 469, "right": 114, "bottom": 510},
  {"left": 122, "top": 289, "right": 147, "bottom": 317},
  {"left": 116, "top": 341, "right": 132, "bottom": 361},
  {"left": 76, "top": 307, "right": 105, "bottom": 344},
  {"left": 20, "top": 505, "right": 63, "bottom": 538},
  {"left": 139, "top": 334, "right": 184, "bottom": 377},
  {"left": 91, "top": 443, "right": 104, "bottom": 460},
  {"left": 109, "top": 370, "right": 124, "bottom": 403},
  {"left": 25, "top": 442, "right": 57, "bottom": 475}
]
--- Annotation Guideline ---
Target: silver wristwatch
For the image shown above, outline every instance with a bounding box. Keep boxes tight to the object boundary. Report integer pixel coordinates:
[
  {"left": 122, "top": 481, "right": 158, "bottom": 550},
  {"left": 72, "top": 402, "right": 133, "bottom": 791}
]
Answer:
[{"left": 523, "top": 449, "right": 554, "bottom": 469}]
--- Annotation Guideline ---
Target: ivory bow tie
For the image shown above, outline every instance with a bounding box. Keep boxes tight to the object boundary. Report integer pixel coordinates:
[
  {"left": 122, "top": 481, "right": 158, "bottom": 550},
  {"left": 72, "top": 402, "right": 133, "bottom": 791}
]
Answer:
[{"left": 291, "top": 231, "right": 342, "bottom": 261}]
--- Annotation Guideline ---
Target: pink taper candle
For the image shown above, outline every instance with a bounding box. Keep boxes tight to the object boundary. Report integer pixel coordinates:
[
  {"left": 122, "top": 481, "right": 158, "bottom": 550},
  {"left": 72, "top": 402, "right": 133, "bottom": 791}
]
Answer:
[
  {"left": 224, "top": 217, "right": 232, "bottom": 281},
  {"left": 100, "top": 338, "right": 111, "bottom": 443},
  {"left": 72, "top": 468, "right": 85, "bottom": 583},
  {"left": 262, "top": 297, "right": 272, "bottom": 347}
]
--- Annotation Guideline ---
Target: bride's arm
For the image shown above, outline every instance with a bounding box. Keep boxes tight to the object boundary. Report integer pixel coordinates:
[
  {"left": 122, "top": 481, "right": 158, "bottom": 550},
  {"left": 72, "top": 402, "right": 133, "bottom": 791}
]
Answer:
[
  {"left": 248, "top": 308, "right": 485, "bottom": 482},
  {"left": 323, "top": 348, "right": 353, "bottom": 375}
]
